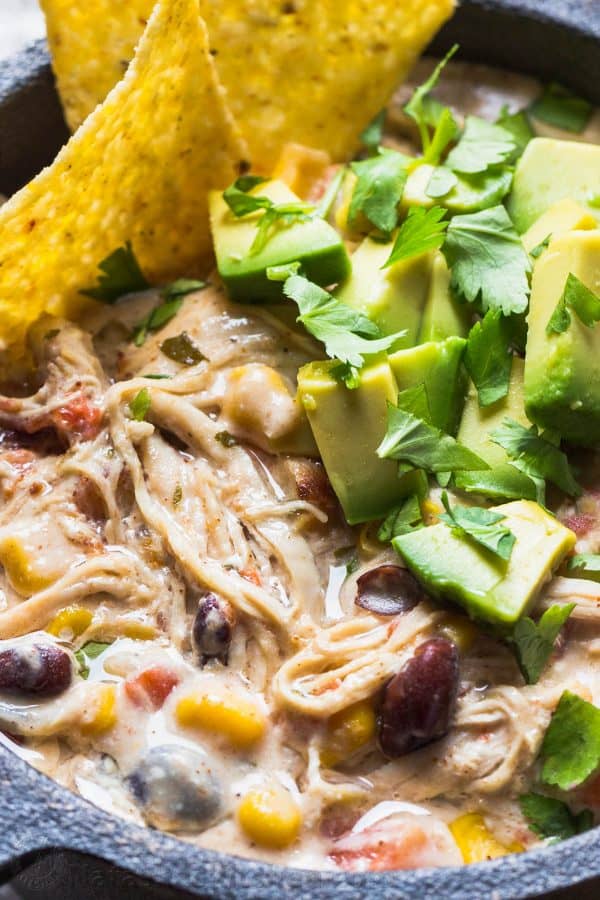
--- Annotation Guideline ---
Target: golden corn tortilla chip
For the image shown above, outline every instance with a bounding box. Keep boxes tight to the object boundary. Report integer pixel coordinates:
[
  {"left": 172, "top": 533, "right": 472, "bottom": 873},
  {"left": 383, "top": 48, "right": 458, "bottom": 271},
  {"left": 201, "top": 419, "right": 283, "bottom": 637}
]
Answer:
[
  {"left": 0, "top": 0, "right": 247, "bottom": 363},
  {"left": 41, "top": 0, "right": 455, "bottom": 168}
]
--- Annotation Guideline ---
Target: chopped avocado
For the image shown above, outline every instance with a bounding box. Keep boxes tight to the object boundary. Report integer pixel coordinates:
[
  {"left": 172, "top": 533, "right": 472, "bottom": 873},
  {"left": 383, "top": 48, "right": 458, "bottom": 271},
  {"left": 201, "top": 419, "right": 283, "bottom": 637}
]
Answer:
[
  {"left": 297, "top": 358, "right": 426, "bottom": 524},
  {"left": 388, "top": 336, "right": 467, "bottom": 434},
  {"left": 455, "top": 358, "right": 536, "bottom": 499},
  {"left": 401, "top": 164, "right": 514, "bottom": 215},
  {"left": 524, "top": 230, "right": 600, "bottom": 445},
  {"left": 418, "top": 253, "right": 471, "bottom": 342},
  {"left": 507, "top": 138, "right": 600, "bottom": 233},
  {"left": 334, "top": 236, "right": 431, "bottom": 344},
  {"left": 523, "top": 199, "right": 598, "bottom": 254},
  {"left": 394, "top": 500, "right": 575, "bottom": 627},
  {"left": 209, "top": 180, "right": 350, "bottom": 302}
]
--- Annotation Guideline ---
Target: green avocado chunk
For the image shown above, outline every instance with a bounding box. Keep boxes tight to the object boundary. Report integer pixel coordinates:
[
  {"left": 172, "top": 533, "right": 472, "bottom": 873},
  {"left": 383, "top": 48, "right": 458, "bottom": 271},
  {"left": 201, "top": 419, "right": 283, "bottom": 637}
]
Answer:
[
  {"left": 418, "top": 252, "right": 471, "bottom": 343},
  {"left": 209, "top": 180, "right": 350, "bottom": 302},
  {"left": 394, "top": 500, "right": 575, "bottom": 626},
  {"left": 388, "top": 336, "right": 467, "bottom": 435},
  {"left": 297, "top": 358, "right": 426, "bottom": 524},
  {"left": 524, "top": 230, "right": 600, "bottom": 445},
  {"left": 334, "top": 236, "right": 431, "bottom": 345},
  {"left": 507, "top": 138, "right": 600, "bottom": 233}
]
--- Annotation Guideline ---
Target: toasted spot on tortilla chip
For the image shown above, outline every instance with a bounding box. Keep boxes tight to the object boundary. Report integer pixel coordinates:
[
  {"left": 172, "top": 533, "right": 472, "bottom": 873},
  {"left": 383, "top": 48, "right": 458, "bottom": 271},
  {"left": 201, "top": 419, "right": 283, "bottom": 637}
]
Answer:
[
  {"left": 41, "top": 0, "right": 455, "bottom": 168},
  {"left": 0, "top": 0, "right": 247, "bottom": 364}
]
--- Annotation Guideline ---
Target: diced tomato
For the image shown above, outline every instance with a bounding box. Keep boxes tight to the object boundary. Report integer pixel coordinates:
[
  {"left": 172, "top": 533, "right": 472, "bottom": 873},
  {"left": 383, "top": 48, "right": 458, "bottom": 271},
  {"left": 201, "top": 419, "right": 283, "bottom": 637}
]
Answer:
[
  {"left": 52, "top": 393, "right": 103, "bottom": 441},
  {"left": 124, "top": 666, "right": 180, "bottom": 711},
  {"left": 240, "top": 566, "right": 261, "bottom": 586}
]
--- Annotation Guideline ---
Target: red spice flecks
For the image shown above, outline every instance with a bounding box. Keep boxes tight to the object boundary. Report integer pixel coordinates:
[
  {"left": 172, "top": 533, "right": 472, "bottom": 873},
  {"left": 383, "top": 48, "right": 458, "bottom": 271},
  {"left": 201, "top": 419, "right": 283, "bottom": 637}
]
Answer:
[
  {"left": 124, "top": 666, "right": 180, "bottom": 711},
  {"left": 52, "top": 394, "right": 103, "bottom": 441}
]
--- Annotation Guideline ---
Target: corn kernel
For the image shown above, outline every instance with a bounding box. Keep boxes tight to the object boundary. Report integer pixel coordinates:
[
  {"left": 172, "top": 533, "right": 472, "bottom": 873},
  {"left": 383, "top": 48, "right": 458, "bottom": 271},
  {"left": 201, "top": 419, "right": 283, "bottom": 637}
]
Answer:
[
  {"left": 47, "top": 606, "right": 93, "bottom": 638},
  {"left": 272, "top": 142, "right": 330, "bottom": 199},
  {"left": 0, "top": 538, "right": 53, "bottom": 596},
  {"left": 450, "top": 813, "right": 523, "bottom": 863},
  {"left": 439, "top": 615, "right": 479, "bottom": 654},
  {"left": 421, "top": 499, "right": 441, "bottom": 525},
  {"left": 358, "top": 522, "right": 385, "bottom": 556},
  {"left": 122, "top": 622, "right": 156, "bottom": 641},
  {"left": 80, "top": 685, "right": 117, "bottom": 736},
  {"left": 176, "top": 690, "right": 266, "bottom": 749},
  {"left": 320, "top": 699, "right": 376, "bottom": 768},
  {"left": 238, "top": 784, "right": 302, "bottom": 849}
]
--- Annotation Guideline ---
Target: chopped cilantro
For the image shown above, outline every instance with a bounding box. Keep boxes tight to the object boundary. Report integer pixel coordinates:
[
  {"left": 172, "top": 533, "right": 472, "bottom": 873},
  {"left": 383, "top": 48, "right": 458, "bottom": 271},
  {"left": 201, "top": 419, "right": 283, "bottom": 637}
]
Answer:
[
  {"left": 359, "top": 109, "right": 386, "bottom": 154},
  {"left": 511, "top": 603, "right": 575, "bottom": 684},
  {"left": 330, "top": 361, "right": 361, "bottom": 390},
  {"left": 82, "top": 242, "right": 149, "bottom": 304},
  {"left": 568, "top": 554, "right": 600, "bottom": 577},
  {"left": 404, "top": 44, "right": 459, "bottom": 156},
  {"left": 378, "top": 494, "right": 423, "bottom": 542},
  {"left": 440, "top": 491, "right": 515, "bottom": 561},
  {"left": 530, "top": 234, "right": 552, "bottom": 260},
  {"left": 446, "top": 116, "right": 517, "bottom": 175},
  {"left": 541, "top": 691, "right": 600, "bottom": 790},
  {"left": 162, "top": 278, "right": 206, "bottom": 301},
  {"left": 129, "top": 387, "right": 151, "bottom": 421},
  {"left": 529, "top": 82, "right": 592, "bottom": 134},
  {"left": 160, "top": 331, "right": 206, "bottom": 366},
  {"left": 442, "top": 206, "right": 532, "bottom": 315},
  {"left": 426, "top": 167, "right": 458, "bottom": 199},
  {"left": 490, "top": 418, "right": 581, "bottom": 499},
  {"left": 496, "top": 105, "right": 534, "bottom": 159},
  {"left": 215, "top": 430, "right": 238, "bottom": 448},
  {"left": 172, "top": 483, "right": 183, "bottom": 506},
  {"left": 316, "top": 167, "right": 347, "bottom": 219},
  {"left": 222, "top": 175, "right": 313, "bottom": 253},
  {"left": 519, "top": 793, "right": 593, "bottom": 842},
  {"left": 546, "top": 273, "right": 600, "bottom": 336},
  {"left": 222, "top": 175, "right": 269, "bottom": 215},
  {"left": 349, "top": 150, "right": 410, "bottom": 234},
  {"left": 465, "top": 310, "right": 513, "bottom": 407},
  {"left": 75, "top": 640, "right": 112, "bottom": 679},
  {"left": 134, "top": 278, "right": 207, "bottom": 346},
  {"left": 425, "top": 106, "right": 460, "bottom": 165},
  {"left": 142, "top": 374, "right": 171, "bottom": 380},
  {"left": 383, "top": 206, "right": 448, "bottom": 268}
]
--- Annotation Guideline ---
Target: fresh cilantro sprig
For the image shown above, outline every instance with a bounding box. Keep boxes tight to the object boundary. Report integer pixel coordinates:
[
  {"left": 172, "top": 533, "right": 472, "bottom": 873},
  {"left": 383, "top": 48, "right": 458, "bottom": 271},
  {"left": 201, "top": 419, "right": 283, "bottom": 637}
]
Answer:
[
  {"left": 133, "top": 279, "right": 206, "bottom": 346},
  {"left": 490, "top": 418, "right": 581, "bottom": 500},
  {"left": 529, "top": 82, "right": 592, "bottom": 134},
  {"left": 465, "top": 310, "right": 513, "bottom": 407},
  {"left": 222, "top": 175, "right": 268, "bottom": 214},
  {"left": 568, "top": 554, "right": 600, "bottom": 579},
  {"left": 496, "top": 105, "right": 534, "bottom": 159},
  {"left": 378, "top": 494, "right": 423, "bottom": 542},
  {"left": 540, "top": 691, "right": 600, "bottom": 790},
  {"left": 129, "top": 387, "right": 151, "bottom": 421},
  {"left": 442, "top": 206, "right": 531, "bottom": 315},
  {"left": 223, "top": 176, "right": 314, "bottom": 254},
  {"left": 82, "top": 242, "right": 149, "bottom": 304},
  {"left": 316, "top": 166, "right": 347, "bottom": 219},
  {"left": 404, "top": 44, "right": 459, "bottom": 158},
  {"left": 383, "top": 206, "right": 448, "bottom": 268},
  {"left": 349, "top": 150, "right": 410, "bottom": 234},
  {"left": 530, "top": 234, "right": 552, "bottom": 260},
  {"left": 546, "top": 273, "right": 600, "bottom": 336},
  {"left": 75, "top": 641, "right": 112, "bottom": 679},
  {"left": 519, "top": 793, "right": 593, "bottom": 842},
  {"left": 440, "top": 492, "right": 515, "bottom": 561},
  {"left": 511, "top": 603, "right": 575, "bottom": 684},
  {"left": 446, "top": 116, "right": 517, "bottom": 175}
]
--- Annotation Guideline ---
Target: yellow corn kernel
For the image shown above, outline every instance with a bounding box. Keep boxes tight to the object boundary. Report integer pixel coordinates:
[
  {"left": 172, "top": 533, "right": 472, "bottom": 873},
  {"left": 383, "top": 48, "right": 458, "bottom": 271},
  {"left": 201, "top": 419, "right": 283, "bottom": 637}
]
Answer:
[
  {"left": 47, "top": 606, "right": 93, "bottom": 638},
  {"left": 122, "top": 622, "right": 156, "bottom": 641},
  {"left": 176, "top": 691, "right": 266, "bottom": 749},
  {"left": 0, "top": 537, "right": 53, "bottom": 596},
  {"left": 80, "top": 685, "right": 117, "bottom": 736},
  {"left": 450, "top": 813, "right": 523, "bottom": 863},
  {"left": 238, "top": 784, "right": 302, "bottom": 849},
  {"left": 421, "top": 498, "right": 441, "bottom": 525},
  {"left": 272, "top": 142, "right": 330, "bottom": 199},
  {"left": 320, "top": 699, "right": 376, "bottom": 768},
  {"left": 439, "top": 615, "right": 479, "bottom": 654},
  {"left": 358, "top": 521, "right": 385, "bottom": 556}
]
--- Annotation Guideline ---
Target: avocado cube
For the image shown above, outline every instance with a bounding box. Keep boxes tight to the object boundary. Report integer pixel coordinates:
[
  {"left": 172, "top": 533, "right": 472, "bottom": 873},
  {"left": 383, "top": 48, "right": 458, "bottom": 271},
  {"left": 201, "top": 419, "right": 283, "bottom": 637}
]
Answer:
[
  {"left": 418, "top": 253, "right": 471, "bottom": 343},
  {"left": 507, "top": 138, "right": 600, "bottom": 233},
  {"left": 334, "top": 236, "right": 431, "bottom": 345},
  {"left": 394, "top": 500, "right": 575, "bottom": 627},
  {"left": 524, "top": 230, "right": 600, "bottom": 445},
  {"left": 209, "top": 180, "right": 350, "bottom": 302},
  {"left": 522, "top": 199, "right": 598, "bottom": 254},
  {"left": 297, "top": 359, "right": 426, "bottom": 524},
  {"left": 388, "top": 336, "right": 467, "bottom": 435}
]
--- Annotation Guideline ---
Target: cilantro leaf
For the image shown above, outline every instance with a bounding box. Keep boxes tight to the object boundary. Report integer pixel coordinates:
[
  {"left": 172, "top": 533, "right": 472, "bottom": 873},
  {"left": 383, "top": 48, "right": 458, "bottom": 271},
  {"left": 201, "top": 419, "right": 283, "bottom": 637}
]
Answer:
[
  {"left": 215, "top": 430, "right": 238, "bottom": 448},
  {"left": 427, "top": 167, "right": 514, "bottom": 213},
  {"left": 162, "top": 278, "right": 206, "bottom": 302},
  {"left": 529, "top": 82, "right": 593, "bottom": 134},
  {"left": 75, "top": 640, "right": 112, "bottom": 679},
  {"left": 568, "top": 554, "right": 600, "bottom": 579},
  {"left": 426, "top": 167, "right": 458, "bottom": 200},
  {"left": 82, "top": 242, "right": 149, "bottom": 304},
  {"left": 132, "top": 280, "right": 205, "bottom": 346},
  {"left": 349, "top": 150, "right": 410, "bottom": 234},
  {"left": 530, "top": 234, "right": 552, "bottom": 260},
  {"left": 378, "top": 494, "right": 423, "bottom": 542},
  {"left": 383, "top": 206, "right": 448, "bottom": 268},
  {"left": 511, "top": 603, "right": 575, "bottom": 684},
  {"left": 446, "top": 116, "right": 517, "bottom": 175},
  {"left": 360, "top": 109, "right": 386, "bottom": 154},
  {"left": 223, "top": 176, "right": 313, "bottom": 253},
  {"left": 489, "top": 418, "right": 581, "bottom": 498},
  {"left": 160, "top": 331, "right": 206, "bottom": 366},
  {"left": 546, "top": 273, "right": 600, "bottom": 336},
  {"left": 222, "top": 175, "right": 269, "bottom": 215},
  {"left": 250, "top": 202, "right": 314, "bottom": 255},
  {"left": 129, "top": 387, "right": 151, "bottom": 421},
  {"left": 440, "top": 491, "right": 515, "bottom": 560},
  {"left": 442, "top": 206, "right": 532, "bottom": 315},
  {"left": 425, "top": 106, "right": 460, "bottom": 165},
  {"left": 541, "top": 691, "right": 600, "bottom": 790},
  {"left": 396, "top": 382, "right": 434, "bottom": 423},
  {"left": 377, "top": 403, "right": 489, "bottom": 473},
  {"left": 496, "top": 105, "right": 534, "bottom": 159},
  {"left": 283, "top": 274, "right": 403, "bottom": 369},
  {"left": 465, "top": 310, "right": 513, "bottom": 407},
  {"left": 316, "top": 167, "right": 347, "bottom": 219},
  {"left": 404, "top": 44, "right": 459, "bottom": 155},
  {"left": 519, "top": 793, "right": 593, "bottom": 842},
  {"left": 454, "top": 466, "right": 538, "bottom": 501}
]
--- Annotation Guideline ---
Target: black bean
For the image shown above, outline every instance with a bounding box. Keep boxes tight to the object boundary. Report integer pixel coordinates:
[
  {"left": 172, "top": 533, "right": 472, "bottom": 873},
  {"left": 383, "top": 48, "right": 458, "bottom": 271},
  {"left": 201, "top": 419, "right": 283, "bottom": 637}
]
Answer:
[
  {"left": 378, "top": 637, "right": 459, "bottom": 758},
  {"left": 355, "top": 565, "right": 423, "bottom": 616},
  {"left": 192, "top": 594, "right": 235, "bottom": 664},
  {"left": 0, "top": 643, "right": 72, "bottom": 697}
]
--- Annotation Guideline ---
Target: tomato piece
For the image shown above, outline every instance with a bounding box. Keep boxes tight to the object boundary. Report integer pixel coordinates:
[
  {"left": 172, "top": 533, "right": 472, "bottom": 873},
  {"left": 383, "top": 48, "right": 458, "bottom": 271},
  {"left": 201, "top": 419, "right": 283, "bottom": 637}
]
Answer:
[
  {"left": 125, "top": 666, "right": 180, "bottom": 711},
  {"left": 562, "top": 513, "right": 595, "bottom": 537},
  {"left": 52, "top": 393, "right": 103, "bottom": 441},
  {"left": 240, "top": 566, "right": 261, "bottom": 586}
]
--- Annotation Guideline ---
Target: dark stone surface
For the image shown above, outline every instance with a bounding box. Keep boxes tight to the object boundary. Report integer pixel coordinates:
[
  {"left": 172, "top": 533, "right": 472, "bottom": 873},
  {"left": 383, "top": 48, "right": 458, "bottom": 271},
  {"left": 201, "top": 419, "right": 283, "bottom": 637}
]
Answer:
[{"left": 0, "top": 0, "right": 599, "bottom": 897}]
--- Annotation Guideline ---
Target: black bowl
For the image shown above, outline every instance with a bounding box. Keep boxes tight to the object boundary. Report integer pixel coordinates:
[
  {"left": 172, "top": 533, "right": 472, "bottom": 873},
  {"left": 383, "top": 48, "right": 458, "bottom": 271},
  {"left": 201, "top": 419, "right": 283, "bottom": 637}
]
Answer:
[{"left": 0, "top": 2, "right": 599, "bottom": 897}]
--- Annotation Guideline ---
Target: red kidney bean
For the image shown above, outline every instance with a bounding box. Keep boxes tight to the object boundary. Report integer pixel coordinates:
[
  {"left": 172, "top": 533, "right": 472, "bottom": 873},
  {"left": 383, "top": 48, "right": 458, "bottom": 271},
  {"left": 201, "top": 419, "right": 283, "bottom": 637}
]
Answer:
[
  {"left": 355, "top": 565, "right": 423, "bottom": 616},
  {"left": 0, "top": 643, "right": 72, "bottom": 697},
  {"left": 378, "top": 637, "right": 459, "bottom": 758},
  {"left": 192, "top": 594, "right": 236, "bottom": 664}
]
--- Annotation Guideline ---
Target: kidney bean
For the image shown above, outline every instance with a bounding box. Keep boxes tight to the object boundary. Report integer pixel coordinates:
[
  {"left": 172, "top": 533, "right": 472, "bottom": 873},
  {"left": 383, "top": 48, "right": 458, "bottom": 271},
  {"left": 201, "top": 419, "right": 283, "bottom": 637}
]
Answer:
[
  {"left": 355, "top": 565, "right": 423, "bottom": 616},
  {"left": 0, "top": 643, "right": 72, "bottom": 697},
  {"left": 378, "top": 637, "right": 459, "bottom": 758},
  {"left": 192, "top": 594, "right": 236, "bottom": 664}
]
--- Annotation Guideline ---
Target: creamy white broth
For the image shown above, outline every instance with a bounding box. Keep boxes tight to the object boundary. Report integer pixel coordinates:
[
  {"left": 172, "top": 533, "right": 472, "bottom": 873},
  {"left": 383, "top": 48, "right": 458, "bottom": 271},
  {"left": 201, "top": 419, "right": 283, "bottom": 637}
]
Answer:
[{"left": 0, "top": 59, "right": 598, "bottom": 872}]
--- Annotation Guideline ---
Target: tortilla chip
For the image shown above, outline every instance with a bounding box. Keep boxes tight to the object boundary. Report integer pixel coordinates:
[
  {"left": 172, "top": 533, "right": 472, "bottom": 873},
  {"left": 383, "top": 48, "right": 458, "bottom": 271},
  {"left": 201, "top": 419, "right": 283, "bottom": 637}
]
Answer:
[
  {"left": 0, "top": 0, "right": 247, "bottom": 362},
  {"left": 41, "top": 0, "right": 455, "bottom": 168}
]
